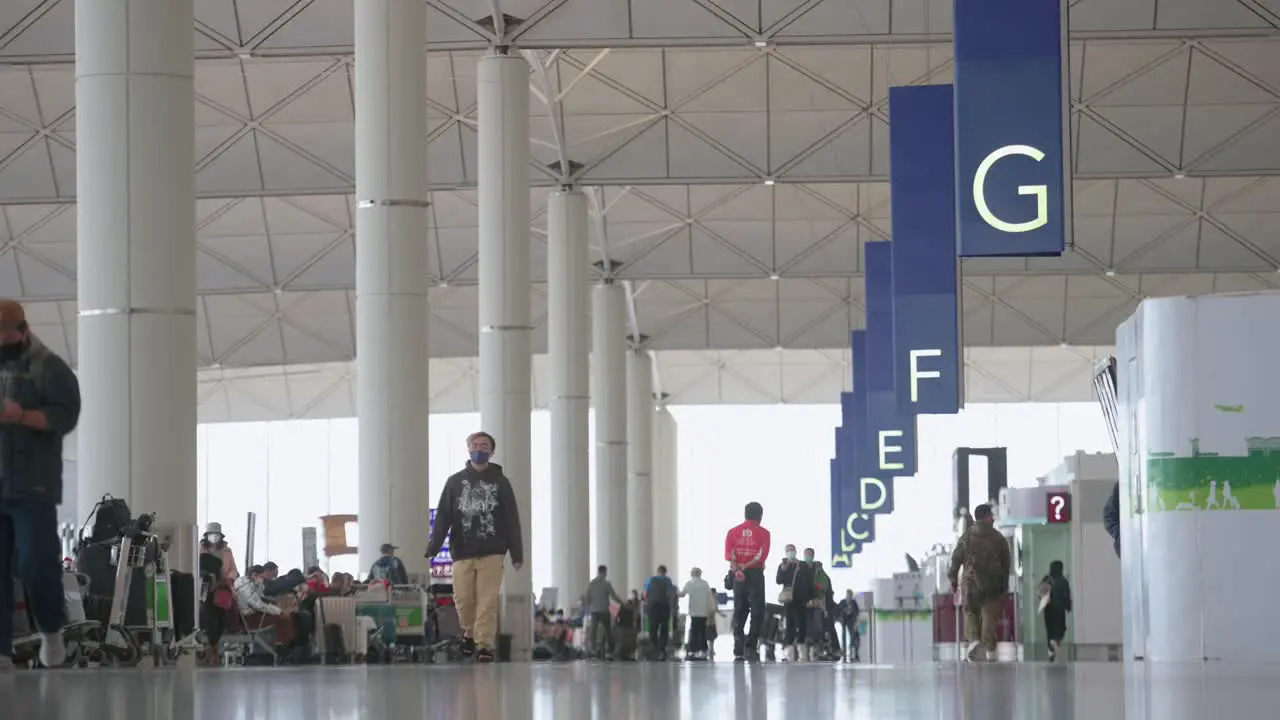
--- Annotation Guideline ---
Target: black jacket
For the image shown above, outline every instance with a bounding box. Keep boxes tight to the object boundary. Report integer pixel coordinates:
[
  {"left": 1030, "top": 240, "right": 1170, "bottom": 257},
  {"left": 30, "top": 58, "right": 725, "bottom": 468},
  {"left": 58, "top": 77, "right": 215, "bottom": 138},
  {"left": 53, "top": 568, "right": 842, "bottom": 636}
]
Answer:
[
  {"left": 427, "top": 462, "right": 524, "bottom": 565},
  {"left": 0, "top": 339, "right": 80, "bottom": 504},
  {"left": 776, "top": 560, "right": 816, "bottom": 605},
  {"left": 1103, "top": 482, "right": 1121, "bottom": 557},
  {"left": 1041, "top": 574, "right": 1073, "bottom": 613}
]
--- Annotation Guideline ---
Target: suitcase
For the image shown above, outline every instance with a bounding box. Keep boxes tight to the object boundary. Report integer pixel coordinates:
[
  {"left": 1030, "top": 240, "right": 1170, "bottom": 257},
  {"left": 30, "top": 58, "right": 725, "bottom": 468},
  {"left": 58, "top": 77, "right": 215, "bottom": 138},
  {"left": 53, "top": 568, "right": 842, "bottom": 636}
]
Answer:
[
  {"left": 322, "top": 623, "right": 346, "bottom": 664},
  {"left": 317, "top": 597, "right": 358, "bottom": 659},
  {"left": 169, "top": 571, "right": 195, "bottom": 638},
  {"left": 62, "top": 572, "right": 86, "bottom": 625}
]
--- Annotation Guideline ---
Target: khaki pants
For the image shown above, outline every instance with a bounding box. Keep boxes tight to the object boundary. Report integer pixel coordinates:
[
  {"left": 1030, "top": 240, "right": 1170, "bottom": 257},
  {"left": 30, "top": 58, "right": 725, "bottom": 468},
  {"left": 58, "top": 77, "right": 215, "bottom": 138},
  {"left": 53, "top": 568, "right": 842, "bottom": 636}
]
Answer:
[
  {"left": 964, "top": 595, "right": 1004, "bottom": 653},
  {"left": 452, "top": 554, "right": 505, "bottom": 648}
]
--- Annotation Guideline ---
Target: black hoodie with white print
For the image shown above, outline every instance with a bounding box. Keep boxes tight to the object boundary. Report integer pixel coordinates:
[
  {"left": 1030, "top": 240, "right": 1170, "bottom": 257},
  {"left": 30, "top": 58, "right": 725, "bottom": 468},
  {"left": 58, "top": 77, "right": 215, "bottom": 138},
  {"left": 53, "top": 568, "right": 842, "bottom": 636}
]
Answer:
[{"left": 427, "top": 462, "right": 524, "bottom": 565}]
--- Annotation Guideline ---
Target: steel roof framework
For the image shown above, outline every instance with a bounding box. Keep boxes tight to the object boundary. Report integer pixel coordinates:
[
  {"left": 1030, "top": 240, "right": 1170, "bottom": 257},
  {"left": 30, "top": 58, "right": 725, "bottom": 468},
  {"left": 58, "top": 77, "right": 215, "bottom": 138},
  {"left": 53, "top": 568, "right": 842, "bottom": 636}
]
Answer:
[{"left": 2, "top": 0, "right": 1279, "bottom": 419}]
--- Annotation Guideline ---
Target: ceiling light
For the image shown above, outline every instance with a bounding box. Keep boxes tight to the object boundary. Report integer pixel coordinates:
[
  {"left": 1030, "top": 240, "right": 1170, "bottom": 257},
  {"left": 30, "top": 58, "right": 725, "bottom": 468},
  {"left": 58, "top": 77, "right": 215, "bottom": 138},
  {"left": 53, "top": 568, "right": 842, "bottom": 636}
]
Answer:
[
  {"left": 1059, "top": 342, "right": 1069, "bottom": 348},
  {"left": 775, "top": 345, "right": 784, "bottom": 352},
  {"left": 754, "top": 40, "right": 770, "bottom": 48},
  {"left": 1104, "top": 269, "right": 1116, "bottom": 277},
  {"left": 439, "top": 281, "right": 449, "bottom": 288},
  {"left": 769, "top": 273, "right": 780, "bottom": 280},
  {"left": 763, "top": 178, "right": 775, "bottom": 186},
  {"left": 1173, "top": 173, "right": 1185, "bottom": 179}
]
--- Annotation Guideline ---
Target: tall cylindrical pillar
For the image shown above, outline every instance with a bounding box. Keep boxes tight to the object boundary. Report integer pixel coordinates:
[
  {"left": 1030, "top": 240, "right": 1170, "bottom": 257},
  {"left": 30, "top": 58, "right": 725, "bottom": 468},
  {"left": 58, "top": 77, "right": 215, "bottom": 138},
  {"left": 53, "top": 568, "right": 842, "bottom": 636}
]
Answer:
[
  {"left": 625, "top": 350, "right": 654, "bottom": 590},
  {"left": 592, "top": 282, "right": 629, "bottom": 589},
  {"left": 652, "top": 404, "right": 680, "bottom": 585},
  {"left": 354, "top": 0, "right": 431, "bottom": 576},
  {"left": 477, "top": 52, "right": 533, "bottom": 659},
  {"left": 75, "top": 0, "right": 197, "bottom": 532},
  {"left": 548, "top": 189, "right": 591, "bottom": 599},
  {"left": 1115, "top": 292, "right": 1280, "bottom": 665}
]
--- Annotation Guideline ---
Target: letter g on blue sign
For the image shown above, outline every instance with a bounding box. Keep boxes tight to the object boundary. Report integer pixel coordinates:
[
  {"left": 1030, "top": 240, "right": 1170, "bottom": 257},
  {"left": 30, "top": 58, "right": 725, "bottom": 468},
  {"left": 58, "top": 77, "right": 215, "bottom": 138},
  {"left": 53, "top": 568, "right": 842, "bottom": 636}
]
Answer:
[
  {"left": 954, "top": 0, "right": 1071, "bottom": 258},
  {"left": 972, "top": 145, "right": 1048, "bottom": 234}
]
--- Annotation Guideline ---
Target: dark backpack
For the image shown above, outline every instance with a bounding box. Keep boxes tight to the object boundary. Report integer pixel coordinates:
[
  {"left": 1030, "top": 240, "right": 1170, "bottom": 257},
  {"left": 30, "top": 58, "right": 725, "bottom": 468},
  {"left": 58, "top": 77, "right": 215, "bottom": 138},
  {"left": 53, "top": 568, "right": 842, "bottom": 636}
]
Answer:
[{"left": 646, "top": 576, "right": 671, "bottom": 605}]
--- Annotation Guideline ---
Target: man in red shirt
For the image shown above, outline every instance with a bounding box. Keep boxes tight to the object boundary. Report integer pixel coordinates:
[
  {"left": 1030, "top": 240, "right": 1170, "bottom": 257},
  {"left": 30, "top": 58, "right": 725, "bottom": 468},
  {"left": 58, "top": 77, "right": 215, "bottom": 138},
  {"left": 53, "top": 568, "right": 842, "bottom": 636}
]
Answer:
[{"left": 724, "top": 501, "right": 770, "bottom": 661}]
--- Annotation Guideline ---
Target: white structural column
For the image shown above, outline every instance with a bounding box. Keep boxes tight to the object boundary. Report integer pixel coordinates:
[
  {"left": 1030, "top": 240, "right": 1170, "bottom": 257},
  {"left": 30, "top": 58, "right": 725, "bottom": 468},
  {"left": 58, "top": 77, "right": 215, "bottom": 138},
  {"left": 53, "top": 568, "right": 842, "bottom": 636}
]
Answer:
[
  {"left": 547, "top": 189, "right": 592, "bottom": 598},
  {"left": 652, "top": 404, "right": 680, "bottom": 583},
  {"left": 1115, "top": 293, "right": 1280, "bottom": 670},
  {"left": 625, "top": 350, "right": 654, "bottom": 590},
  {"left": 353, "top": 0, "right": 431, "bottom": 576},
  {"left": 75, "top": 0, "right": 197, "bottom": 534},
  {"left": 477, "top": 52, "right": 534, "bottom": 659},
  {"left": 592, "top": 282, "right": 629, "bottom": 587}
]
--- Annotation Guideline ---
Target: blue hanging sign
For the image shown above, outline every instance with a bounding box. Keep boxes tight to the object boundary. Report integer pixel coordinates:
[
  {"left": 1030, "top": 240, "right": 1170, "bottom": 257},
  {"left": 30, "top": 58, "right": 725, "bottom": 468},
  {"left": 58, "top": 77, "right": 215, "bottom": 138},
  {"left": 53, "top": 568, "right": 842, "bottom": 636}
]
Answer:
[
  {"left": 954, "top": 0, "right": 1071, "bottom": 257},
  {"left": 864, "top": 242, "right": 918, "bottom": 478},
  {"left": 888, "top": 84, "right": 963, "bottom": 416},
  {"left": 832, "top": 423, "right": 877, "bottom": 569}
]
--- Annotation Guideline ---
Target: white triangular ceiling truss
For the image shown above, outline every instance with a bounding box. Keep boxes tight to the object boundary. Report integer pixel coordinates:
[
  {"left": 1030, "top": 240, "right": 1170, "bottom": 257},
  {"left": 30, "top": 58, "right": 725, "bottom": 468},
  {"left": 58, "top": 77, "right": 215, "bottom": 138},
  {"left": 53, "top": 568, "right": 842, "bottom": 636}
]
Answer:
[{"left": 3, "top": 0, "right": 1279, "bottom": 418}]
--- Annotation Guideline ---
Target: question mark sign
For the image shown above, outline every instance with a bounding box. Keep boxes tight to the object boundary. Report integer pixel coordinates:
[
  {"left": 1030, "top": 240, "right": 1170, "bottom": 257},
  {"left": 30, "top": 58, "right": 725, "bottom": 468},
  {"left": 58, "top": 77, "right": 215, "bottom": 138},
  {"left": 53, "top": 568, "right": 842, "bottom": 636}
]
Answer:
[{"left": 1050, "top": 495, "right": 1065, "bottom": 521}]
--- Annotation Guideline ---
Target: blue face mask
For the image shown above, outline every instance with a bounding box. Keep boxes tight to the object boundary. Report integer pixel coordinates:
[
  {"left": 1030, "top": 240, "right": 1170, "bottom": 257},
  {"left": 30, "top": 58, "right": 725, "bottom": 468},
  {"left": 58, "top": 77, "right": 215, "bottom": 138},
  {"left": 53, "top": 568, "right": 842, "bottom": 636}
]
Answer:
[{"left": 470, "top": 450, "right": 491, "bottom": 465}]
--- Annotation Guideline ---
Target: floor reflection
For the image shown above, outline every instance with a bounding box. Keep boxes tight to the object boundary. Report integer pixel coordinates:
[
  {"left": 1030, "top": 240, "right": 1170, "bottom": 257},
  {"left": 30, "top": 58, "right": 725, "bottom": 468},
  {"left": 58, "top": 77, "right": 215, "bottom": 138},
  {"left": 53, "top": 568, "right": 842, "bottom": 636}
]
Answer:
[{"left": 2, "top": 660, "right": 1278, "bottom": 719}]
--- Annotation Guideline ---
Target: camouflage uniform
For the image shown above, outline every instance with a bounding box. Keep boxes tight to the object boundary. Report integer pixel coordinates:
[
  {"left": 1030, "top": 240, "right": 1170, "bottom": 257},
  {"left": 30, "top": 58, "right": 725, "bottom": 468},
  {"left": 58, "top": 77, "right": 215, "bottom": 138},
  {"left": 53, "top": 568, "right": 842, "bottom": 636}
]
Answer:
[{"left": 947, "top": 523, "right": 1011, "bottom": 655}]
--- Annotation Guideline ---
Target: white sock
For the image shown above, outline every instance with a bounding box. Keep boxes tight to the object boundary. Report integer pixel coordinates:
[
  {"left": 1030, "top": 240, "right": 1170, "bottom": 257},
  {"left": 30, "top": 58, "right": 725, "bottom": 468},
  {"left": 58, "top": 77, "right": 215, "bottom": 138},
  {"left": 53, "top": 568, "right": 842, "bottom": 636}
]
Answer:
[{"left": 40, "top": 632, "right": 66, "bottom": 668}]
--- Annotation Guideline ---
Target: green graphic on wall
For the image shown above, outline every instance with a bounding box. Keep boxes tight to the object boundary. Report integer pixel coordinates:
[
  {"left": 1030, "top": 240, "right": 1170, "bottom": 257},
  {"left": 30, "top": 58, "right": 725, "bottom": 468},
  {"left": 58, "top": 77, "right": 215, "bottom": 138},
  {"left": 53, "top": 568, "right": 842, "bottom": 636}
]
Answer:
[{"left": 1144, "top": 437, "right": 1280, "bottom": 512}]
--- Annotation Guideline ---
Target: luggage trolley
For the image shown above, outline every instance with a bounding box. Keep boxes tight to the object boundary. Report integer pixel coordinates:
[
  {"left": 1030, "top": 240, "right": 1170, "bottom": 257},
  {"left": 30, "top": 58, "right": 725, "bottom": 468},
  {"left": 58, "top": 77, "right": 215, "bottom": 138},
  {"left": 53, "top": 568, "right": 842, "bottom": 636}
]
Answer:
[
  {"left": 388, "top": 584, "right": 430, "bottom": 662},
  {"left": 423, "top": 582, "right": 465, "bottom": 663},
  {"left": 109, "top": 529, "right": 192, "bottom": 665}
]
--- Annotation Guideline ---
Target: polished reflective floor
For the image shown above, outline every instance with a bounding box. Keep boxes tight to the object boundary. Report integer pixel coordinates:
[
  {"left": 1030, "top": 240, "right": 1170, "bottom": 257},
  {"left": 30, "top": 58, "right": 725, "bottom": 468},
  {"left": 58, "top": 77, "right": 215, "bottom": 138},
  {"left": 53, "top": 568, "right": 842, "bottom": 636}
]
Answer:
[{"left": 4, "top": 660, "right": 1278, "bottom": 720}]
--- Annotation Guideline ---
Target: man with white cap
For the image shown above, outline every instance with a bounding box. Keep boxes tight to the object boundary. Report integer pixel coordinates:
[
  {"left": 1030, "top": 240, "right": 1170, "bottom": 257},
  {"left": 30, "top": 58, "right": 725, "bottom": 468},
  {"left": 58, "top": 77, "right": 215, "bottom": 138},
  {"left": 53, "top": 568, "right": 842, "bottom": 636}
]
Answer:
[{"left": 0, "top": 299, "right": 82, "bottom": 669}]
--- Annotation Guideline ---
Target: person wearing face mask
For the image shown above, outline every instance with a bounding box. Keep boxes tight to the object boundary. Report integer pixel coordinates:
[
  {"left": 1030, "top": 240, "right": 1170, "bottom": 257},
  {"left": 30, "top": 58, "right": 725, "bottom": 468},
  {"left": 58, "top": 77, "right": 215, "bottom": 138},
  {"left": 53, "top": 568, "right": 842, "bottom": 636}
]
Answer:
[
  {"left": 0, "top": 299, "right": 81, "bottom": 671},
  {"left": 427, "top": 431, "right": 525, "bottom": 663},
  {"left": 775, "top": 544, "right": 815, "bottom": 661}
]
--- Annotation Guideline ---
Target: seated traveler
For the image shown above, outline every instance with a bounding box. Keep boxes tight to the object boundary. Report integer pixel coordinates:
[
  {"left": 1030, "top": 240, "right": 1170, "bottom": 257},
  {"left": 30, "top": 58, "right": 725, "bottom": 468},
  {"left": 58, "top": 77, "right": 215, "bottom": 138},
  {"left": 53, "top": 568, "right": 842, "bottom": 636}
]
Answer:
[
  {"left": 234, "top": 565, "right": 312, "bottom": 661},
  {"left": 261, "top": 562, "right": 306, "bottom": 597}
]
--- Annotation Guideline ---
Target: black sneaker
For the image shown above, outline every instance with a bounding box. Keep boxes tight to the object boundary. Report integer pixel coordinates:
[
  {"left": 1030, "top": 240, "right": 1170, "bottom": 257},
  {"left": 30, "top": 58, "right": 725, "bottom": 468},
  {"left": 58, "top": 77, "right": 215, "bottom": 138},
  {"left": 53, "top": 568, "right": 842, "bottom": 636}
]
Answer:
[
  {"left": 460, "top": 637, "right": 476, "bottom": 657},
  {"left": 476, "top": 646, "right": 495, "bottom": 663}
]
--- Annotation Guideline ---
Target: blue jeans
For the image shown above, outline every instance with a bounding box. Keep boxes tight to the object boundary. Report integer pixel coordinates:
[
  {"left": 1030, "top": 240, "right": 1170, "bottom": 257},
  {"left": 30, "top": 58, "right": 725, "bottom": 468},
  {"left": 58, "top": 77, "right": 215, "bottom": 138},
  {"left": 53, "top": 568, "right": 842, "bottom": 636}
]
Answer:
[{"left": 0, "top": 498, "right": 66, "bottom": 656}]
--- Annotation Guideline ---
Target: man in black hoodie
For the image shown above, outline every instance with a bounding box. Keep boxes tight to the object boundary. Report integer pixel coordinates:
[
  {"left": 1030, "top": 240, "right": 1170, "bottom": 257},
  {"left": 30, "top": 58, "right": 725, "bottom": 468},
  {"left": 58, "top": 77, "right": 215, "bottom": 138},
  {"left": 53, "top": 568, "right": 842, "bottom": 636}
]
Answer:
[{"left": 427, "top": 431, "right": 525, "bottom": 662}]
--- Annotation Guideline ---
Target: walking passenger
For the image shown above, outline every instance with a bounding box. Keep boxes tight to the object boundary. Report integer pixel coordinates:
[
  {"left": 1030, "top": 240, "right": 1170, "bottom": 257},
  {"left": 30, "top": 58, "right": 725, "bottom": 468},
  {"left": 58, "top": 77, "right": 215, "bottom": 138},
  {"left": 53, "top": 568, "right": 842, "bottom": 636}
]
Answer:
[
  {"left": 775, "top": 544, "right": 814, "bottom": 661},
  {"left": 725, "top": 501, "right": 771, "bottom": 662},
  {"left": 679, "top": 567, "right": 713, "bottom": 660},
  {"left": 581, "top": 565, "right": 622, "bottom": 658},
  {"left": 643, "top": 565, "right": 677, "bottom": 660},
  {"left": 1103, "top": 482, "right": 1121, "bottom": 557},
  {"left": 1039, "top": 560, "right": 1072, "bottom": 661},
  {"left": 838, "top": 590, "right": 861, "bottom": 662},
  {"left": 947, "top": 503, "right": 1011, "bottom": 662},
  {"left": 0, "top": 300, "right": 81, "bottom": 670},
  {"left": 427, "top": 431, "right": 525, "bottom": 663}
]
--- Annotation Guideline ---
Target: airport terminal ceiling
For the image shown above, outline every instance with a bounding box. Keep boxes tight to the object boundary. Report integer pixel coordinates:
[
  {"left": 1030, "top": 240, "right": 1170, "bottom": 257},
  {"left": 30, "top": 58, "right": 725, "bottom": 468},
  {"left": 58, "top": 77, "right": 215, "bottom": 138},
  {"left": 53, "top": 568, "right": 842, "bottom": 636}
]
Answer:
[{"left": 3, "top": 0, "right": 1280, "bottom": 419}]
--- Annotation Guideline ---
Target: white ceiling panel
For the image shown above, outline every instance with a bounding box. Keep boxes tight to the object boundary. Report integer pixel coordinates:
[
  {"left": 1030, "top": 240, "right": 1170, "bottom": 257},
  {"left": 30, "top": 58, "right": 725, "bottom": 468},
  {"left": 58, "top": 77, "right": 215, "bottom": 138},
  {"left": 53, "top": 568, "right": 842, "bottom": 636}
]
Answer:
[{"left": 3, "top": 0, "right": 1278, "bottom": 409}]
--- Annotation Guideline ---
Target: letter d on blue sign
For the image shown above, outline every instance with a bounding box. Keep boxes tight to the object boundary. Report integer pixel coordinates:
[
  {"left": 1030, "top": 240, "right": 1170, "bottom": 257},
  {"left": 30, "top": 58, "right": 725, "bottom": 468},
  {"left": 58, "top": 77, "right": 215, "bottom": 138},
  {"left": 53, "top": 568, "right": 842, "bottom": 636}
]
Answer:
[
  {"left": 888, "top": 85, "right": 962, "bottom": 416},
  {"left": 954, "top": 0, "right": 1071, "bottom": 257}
]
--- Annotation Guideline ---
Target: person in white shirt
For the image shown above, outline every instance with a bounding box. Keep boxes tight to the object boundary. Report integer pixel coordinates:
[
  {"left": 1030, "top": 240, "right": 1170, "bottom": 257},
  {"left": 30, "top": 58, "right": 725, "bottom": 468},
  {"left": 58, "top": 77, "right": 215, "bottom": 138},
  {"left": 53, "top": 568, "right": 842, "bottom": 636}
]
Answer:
[
  {"left": 232, "top": 565, "right": 303, "bottom": 650},
  {"left": 233, "top": 566, "right": 282, "bottom": 616},
  {"left": 679, "top": 567, "right": 714, "bottom": 660}
]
